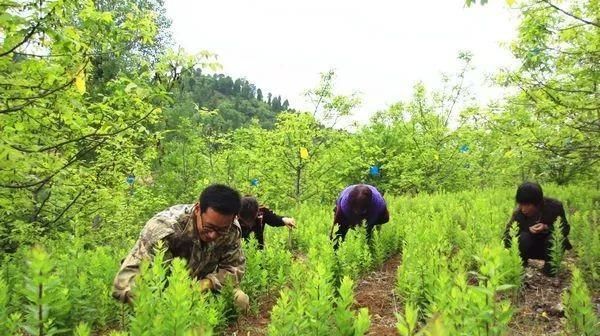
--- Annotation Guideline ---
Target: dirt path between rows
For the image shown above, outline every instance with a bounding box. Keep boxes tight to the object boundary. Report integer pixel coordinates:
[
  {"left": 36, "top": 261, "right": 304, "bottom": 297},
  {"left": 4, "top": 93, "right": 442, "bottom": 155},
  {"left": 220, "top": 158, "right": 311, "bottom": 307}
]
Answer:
[
  {"left": 224, "top": 254, "right": 403, "bottom": 336},
  {"left": 508, "top": 259, "right": 571, "bottom": 336},
  {"left": 354, "top": 255, "right": 402, "bottom": 336}
]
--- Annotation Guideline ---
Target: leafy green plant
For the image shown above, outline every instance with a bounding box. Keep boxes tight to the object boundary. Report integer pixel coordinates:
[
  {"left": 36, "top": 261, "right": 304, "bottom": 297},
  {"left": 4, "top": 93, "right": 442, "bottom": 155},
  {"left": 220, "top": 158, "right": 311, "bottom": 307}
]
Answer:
[
  {"left": 572, "top": 210, "right": 600, "bottom": 289},
  {"left": 158, "top": 258, "right": 195, "bottom": 335},
  {"left": 74, "top": 322, "right": 92, "bottom": 336},
  {"left": 20, "top": 246, "right": 70, "bottom": 336},
  {"left": 333, "top": 277, "right": 370, "bottom": 336},
  {"left": 563, "top": 267, "right": 599, "bottom": 336},
  {"left": 0, "top": 276, "right": 21, "bottom": 336},
  {"left": 128, "top": 245, "right": 168, "bottom": 335},
  {"left": 549, "top": 219, "right": 565, "bottom": 276},
  {"left": 396, "top": 302, "right": 420, "bottom": 336}
]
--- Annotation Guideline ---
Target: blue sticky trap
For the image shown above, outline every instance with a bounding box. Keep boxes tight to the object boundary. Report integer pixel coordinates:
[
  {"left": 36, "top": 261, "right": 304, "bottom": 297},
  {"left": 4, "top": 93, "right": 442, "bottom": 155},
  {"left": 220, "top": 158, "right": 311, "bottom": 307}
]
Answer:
[
  {"left": 369, "top": 165, "right": 380, "bottom": 177},
  {"left": 250, "top": 178, "right": 259, "bottom": 187},
  {"left": 459, "top": 145, "right": 469, "bottom": 153},
  {"left": 126, "top": 174, "right": 135, "bottom": 185}
]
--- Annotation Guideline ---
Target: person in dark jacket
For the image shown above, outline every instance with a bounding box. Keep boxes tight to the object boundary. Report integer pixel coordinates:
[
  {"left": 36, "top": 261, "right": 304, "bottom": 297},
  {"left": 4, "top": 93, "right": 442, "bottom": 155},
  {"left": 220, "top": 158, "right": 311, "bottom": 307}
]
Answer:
[
  {"left": 330, "top": 184, "right": 390, "bottom": 249},
  {"left": 238, "top": 196, "right": 296, "bottom": 249},
  {"left": 504, "top": 182, "right": 572, "bottom": 276}
]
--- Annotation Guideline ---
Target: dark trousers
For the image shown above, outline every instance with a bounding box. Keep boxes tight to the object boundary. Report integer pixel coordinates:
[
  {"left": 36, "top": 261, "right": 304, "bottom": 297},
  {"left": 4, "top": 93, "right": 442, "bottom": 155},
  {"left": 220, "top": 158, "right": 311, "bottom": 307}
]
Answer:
[
  {"left": 518, "top": 232, "right": 552, "bottom": 263},
  {"left": 332, "top": 224, "right": 379, "bottom": 250}
]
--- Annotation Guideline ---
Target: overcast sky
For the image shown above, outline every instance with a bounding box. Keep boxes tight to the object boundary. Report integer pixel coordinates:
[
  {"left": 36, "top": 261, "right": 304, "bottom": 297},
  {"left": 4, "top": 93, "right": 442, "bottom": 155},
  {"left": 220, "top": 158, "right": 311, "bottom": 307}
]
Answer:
[{"left": 165, "top": 0, "right": 520, "bottom": 125}]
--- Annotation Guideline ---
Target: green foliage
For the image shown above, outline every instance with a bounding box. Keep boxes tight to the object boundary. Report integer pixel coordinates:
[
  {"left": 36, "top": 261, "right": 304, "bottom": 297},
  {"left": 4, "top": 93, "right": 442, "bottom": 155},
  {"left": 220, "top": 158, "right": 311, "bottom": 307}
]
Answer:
[
  {"left": 0, "top": 277, "right": 7, "bottom": 330},
  {"left": 334, "top": 277, "right": 370, "bottom": 336},
  {"left": 396, "top": 302, "right": 420, "bottom": 336},
  {"left": 549, "top": 219, "right": 565, "bottom": 276},
  {"left": 499, "top": 0, "right": 600, "bottom": 184},
  {"left": 73, "top": 322, "right": 92, "bottom": 336},
  {"left": 394, "top": 190, "right": 554, "bottom": 335},
  {"left": 129, "top": 245, "right": 227, "bottom": 335},
  {"left": 475, "top": 244, "right": 523, "bottom": 291},
  {"left": 20, "top": 246, "right": 70, "bottom": 336},
  {"left": 563, "top": 267, "right": 599, "bottom": 335},
  {"left": 0, "top": 277, "right": 20, "bottom": 336},
  {"left": 0, "top": 0, "right": 170, "bottom": 252},
  {"left": 158, "top": 258, "right": 197, "bottom": 335},
  {"left": 239, "top": 235, "right": 293, "bottom": 305},
  {"left": 571, "top": 209, "right": 600, "bottom": 290},
  {"left": 336, "top": 229, "right": 374, "bottom": 280},
  {"left": 128, "top": 244, "right": 168, "bottom": 334},
  {"left": 1, "top": 1, "right": 599, "bottom": 334},
  {"left": 268, "top": 259, "right": 371, "bottom": 336},
  {"left": 167, "top": 70, "right": 290, "bottom": 131},
  {"left": 0, "top": 184, "right": 596, "bottom": 335}
]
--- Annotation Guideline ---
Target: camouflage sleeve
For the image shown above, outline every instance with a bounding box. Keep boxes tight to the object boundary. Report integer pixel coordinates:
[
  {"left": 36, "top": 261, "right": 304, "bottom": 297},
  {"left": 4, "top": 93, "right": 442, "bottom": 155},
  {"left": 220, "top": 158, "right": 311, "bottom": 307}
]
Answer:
[
  {"left": 112, "top": 213, "right": 176, "bottom": 303},
  {"left": 204, "top": 227, "right": 246, "bottom": 290}
]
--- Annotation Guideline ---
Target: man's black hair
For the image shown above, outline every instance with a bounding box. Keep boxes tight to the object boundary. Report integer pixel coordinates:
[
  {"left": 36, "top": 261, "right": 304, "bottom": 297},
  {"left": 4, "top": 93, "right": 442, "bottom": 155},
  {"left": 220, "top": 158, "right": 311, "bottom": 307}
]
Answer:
[
  {"left": 515, "top": 182, "right": 544, "bottom": 205},
  {"left": 239, "top": 196, "right": 259, "bottom": 220},
  {"left": 199, "top": 184, "right": 241, "bottom": 215}
]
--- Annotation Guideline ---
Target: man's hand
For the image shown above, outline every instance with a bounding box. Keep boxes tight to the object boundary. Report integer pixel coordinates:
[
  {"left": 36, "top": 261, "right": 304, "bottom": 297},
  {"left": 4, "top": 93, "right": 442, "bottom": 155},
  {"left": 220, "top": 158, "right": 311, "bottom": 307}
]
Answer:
[
  {"left": 233, "top": 288, "right": 250, "bottom": 313},
  {"left": 112, "top": 289, "right": 134, "bottom": 304},
  {"left": 199, "top": 278, "right": 213, "bottom": 292},
  {"left": 122, "top": 291, "right": 134, "bottom": 304},
  {"left": 282, "top": 217, "right": 296, "bottom": 229},
  {"left": 529, "top": 223, "right": 549, "bottom": 234}
]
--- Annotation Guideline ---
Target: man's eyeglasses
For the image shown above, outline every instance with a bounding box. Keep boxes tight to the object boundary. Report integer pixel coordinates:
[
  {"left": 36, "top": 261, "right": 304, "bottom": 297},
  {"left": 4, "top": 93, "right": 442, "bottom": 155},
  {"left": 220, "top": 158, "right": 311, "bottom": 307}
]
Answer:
[{"left": 200, "top": 224, "right": 230, "bottom": 236}]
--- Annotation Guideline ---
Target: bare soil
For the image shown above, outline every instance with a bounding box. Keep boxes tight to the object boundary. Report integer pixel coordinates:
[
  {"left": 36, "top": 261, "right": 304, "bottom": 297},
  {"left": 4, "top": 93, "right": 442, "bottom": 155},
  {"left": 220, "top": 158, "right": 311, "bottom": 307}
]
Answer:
[
  {"left": 508, "top": 259, "right": 571, "bottom": 336},
  {"left": 223, "top": 291, "right": 278, "bottom": 336},
  {"left": 354, "top": 255, "right": 402, "bottom": 336}
]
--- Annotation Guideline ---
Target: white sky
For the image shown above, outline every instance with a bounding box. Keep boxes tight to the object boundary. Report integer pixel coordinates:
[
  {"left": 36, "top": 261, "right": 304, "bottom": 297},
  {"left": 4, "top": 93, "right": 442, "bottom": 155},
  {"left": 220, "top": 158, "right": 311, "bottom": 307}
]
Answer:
[{"left": 165, "top": 0, "right": 520, "bottom": 126}]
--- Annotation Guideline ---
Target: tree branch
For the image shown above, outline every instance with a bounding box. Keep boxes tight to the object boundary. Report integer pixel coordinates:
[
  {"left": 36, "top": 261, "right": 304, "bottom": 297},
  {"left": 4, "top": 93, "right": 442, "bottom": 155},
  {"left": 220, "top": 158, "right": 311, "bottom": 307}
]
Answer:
[
  {"left": 45, "top": 188, "right": 85, "bottom": 228},
  {"left": 0, "top": 21, "right": 42, "bottom": 58},
  {"left": 0, "top": 139, "right": 108, "bottom": 189},
  {"left": 0, "top": 61, "right": 89, "bottom": 114},
  {"left": 8, "top": 106, "right": 158, "bottom": 153},
  {"left": 540, "top": 0, "right": 600, "bottom": 28}
]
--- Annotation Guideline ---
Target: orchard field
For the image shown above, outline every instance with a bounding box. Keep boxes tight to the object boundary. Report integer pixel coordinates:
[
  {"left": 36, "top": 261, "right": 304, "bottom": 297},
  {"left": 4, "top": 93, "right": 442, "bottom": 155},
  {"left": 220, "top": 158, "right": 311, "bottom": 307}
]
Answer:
[
  {"left": 1, "top": 0, "right": 599, "bottom": 335},
  {"left": 1, "top": 185, "right": 598, "bottom": 335}
]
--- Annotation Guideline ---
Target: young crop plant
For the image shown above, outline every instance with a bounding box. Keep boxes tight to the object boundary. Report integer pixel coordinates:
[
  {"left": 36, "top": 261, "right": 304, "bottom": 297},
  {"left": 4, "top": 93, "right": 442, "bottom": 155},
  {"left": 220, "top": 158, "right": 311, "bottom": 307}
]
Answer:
[
  {"left": 0, "top": 277, "right": 21, "bottom": 336},
  {"left": 20, "top": 246, "right": 71, "bottom": 336},
  {"left": 548, "top": 219, "right": 565, "bottom": 276},
  {"left": 333, "top": 277, "right": 370, "bottom": 336},
  {"left": 573, "top": 210, "right": 599, "bottom": 289},
  {"left": 563, "top": 266, "right": 599, "bottom": 336},
  {"left": 396, "top": 302, "right": 420, "bottom": 336},
  {"left": 128, "top": 245, "right": 169, "bottom": 335}
]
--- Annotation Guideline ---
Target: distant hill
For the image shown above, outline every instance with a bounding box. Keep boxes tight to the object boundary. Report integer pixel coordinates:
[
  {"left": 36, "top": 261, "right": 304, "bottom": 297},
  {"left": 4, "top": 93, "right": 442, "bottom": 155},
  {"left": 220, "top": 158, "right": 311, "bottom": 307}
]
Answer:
[{"left": 172, "top": 69, "right": 292, "bottom": 131}]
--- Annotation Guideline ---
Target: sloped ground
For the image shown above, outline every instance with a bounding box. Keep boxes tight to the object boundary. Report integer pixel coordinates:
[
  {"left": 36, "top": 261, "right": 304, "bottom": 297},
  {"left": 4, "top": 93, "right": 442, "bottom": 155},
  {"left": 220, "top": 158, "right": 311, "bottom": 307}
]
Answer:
[{"left": 353, "top": 255, "right": 402, "bottom": 336}]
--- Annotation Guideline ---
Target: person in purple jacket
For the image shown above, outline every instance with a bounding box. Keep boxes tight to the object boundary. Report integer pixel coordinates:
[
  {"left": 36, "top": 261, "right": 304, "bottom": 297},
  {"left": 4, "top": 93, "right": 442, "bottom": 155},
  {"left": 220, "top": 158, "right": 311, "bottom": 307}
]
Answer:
[{"left": 330, "top": 184, "right": 390, "bottom": 249}]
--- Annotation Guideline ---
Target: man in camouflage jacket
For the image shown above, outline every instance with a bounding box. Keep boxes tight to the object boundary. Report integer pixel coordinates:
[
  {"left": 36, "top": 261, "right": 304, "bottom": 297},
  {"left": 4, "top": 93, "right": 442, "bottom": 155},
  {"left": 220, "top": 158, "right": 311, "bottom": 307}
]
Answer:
[{"left": 112, "top": 184, "right": 249, "bottom": 311}]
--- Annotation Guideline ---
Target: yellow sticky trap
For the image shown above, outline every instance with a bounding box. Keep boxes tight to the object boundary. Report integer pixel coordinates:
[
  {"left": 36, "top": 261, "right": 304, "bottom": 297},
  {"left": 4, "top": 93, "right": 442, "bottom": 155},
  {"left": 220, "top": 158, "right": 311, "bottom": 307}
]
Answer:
[
  {"left": 75, "top": 71, "right": 86, "bottom": 94},
  {"left": 506, "top": 0, "right": 516, "bottom": 5},
  {"left": 300, "top": 147, "right": 309, "bottom": 159}
]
